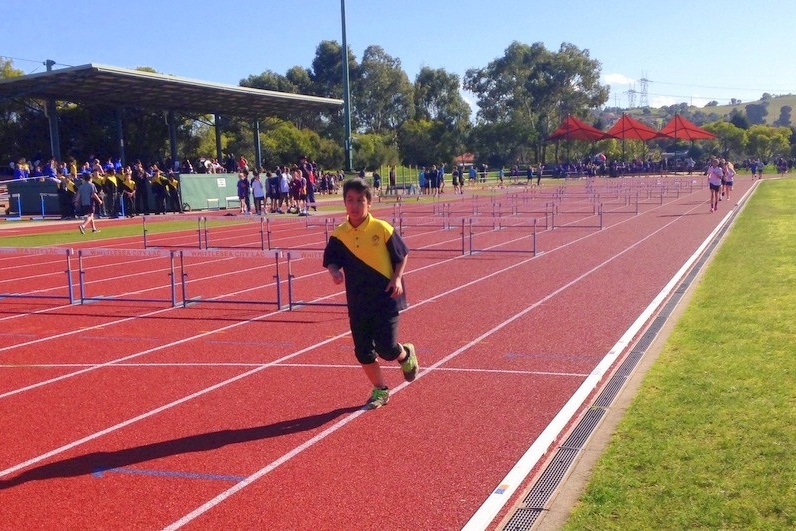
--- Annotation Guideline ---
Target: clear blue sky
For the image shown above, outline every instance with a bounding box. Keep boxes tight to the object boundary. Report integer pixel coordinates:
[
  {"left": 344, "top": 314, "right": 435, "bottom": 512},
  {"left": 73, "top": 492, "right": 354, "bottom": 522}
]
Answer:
[{"left": 3, "top": 0, "right": 794, "bottom": 113}]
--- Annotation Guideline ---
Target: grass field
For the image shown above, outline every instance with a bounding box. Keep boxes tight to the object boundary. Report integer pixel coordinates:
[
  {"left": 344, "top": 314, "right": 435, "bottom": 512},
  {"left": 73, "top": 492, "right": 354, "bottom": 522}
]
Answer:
[{"left": 563, "top": 178, "right": 796, "bottom": 529}]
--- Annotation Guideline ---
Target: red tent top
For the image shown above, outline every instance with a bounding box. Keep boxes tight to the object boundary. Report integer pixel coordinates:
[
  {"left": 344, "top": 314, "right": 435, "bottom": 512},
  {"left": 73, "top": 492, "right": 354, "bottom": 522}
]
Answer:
[
  {"left": 607, "top": 113, "right": 663, "bottom": 141},
  {"left": 659, "top": 114, "right": 716, "bottom": 140},
  {"left": 547, "top": 115, "right": 613, "bottom": 141}
]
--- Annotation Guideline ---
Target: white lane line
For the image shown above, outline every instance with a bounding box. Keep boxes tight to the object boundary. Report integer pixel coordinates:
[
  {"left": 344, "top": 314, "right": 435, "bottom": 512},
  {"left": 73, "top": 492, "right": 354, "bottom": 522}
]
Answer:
[
  {"left": 0, "top": 330, "right": 351, "bottom": 479},
  {"left": 164, "top": 197, "right": 716, "bottom": 529},
  {"left": 461, "top": 181, "right": 758, "bottom": 530}
]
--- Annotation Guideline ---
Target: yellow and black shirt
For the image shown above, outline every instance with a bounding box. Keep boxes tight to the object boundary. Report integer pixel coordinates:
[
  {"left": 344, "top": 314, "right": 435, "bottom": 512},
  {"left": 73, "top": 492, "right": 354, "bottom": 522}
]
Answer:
[{"left": 323, "top": 213, "right": 409, "bottom": 317}]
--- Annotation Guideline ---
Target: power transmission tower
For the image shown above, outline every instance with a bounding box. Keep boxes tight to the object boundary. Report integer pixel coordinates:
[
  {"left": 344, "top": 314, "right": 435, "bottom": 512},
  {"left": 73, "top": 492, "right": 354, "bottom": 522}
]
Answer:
[
  {"left": 625, "top": 84, "right": 637, "bottom": 109},
  {"left": 639, "top": 74, "right": 650, "bottom": 108}
]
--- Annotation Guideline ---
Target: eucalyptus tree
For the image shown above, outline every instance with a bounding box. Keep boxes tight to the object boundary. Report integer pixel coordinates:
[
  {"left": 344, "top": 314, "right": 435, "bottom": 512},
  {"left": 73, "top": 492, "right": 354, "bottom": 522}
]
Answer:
[
  {"left": 411, "top": 66, "right": 471, "bottom": 163},
  {"left": 464, "top": 41, "right": 608, "bottom": 163},
  {"left": 354, "top": 45, "right": 414, "bottom": 134}
]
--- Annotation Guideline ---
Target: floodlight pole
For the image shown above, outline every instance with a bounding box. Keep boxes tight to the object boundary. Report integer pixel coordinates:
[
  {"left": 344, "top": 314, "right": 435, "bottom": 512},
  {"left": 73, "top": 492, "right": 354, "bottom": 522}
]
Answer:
[
  {"left": 341, "top": 0, "right": 354, "bottom": 172},
  {"left": 44, "top": 59, "right": 62, "bottom": 161}
]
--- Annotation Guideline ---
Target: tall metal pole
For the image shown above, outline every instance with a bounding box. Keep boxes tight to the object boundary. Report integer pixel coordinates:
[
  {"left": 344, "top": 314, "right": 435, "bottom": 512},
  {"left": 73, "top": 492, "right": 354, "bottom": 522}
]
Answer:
[
  {"left": 44, "top": 59, "right": 61, "bottom": 161},
  {"left": 341, "top": 0, "right": 354, "bottom": 172}
]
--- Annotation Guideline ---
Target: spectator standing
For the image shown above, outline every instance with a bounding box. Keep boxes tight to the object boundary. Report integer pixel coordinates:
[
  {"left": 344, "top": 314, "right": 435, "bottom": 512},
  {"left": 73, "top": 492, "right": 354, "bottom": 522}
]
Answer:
[
  {"left": 372, "top": 170, "right": 381, "bottom": 196},
  {"left": 251, "top": 170, "right": 265, "bottom": 215},
  {"left": 300, "top": 156, "right": 318, "bottom": 211},
  {"left": 132, "top": 161, "right": 151, "bottom": 214},
  {"left": 237, "top": 170, "right": 251, "bottom": 214},
  {"left": 120, "top": 167, "right": 136, "bottom": 217},
  {"left": 166, "top": 171, "right": 182, "bottom": 213},
  {"left": 389, "top": 165, "right": 396, "bottom": 190},
  {"left": 278, "top": 167, "right": 290, "bottom": 213},
  {"left": 104, "top": 168, "right": 120, "bottom": 217},
  {"left": 149, "top": 167, "right": 169, "bottom": 215}
]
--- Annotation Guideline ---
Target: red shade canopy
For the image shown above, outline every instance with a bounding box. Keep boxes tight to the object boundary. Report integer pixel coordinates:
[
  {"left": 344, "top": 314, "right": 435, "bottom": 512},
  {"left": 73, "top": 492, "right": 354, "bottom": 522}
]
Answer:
[
  {"left": 659, "top": 114, "right": 716, "bottom": 140},
  {"left": 607, "top": 114, "right": 663, "bottom": 141},
  {"left": 547, "top": 115, "right": 613, "bottom": 141}
]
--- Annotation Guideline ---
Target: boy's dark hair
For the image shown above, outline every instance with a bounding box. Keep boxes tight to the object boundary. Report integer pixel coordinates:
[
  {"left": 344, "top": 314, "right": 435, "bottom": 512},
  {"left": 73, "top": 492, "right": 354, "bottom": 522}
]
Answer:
[{"left": 342, "top": 177, "right": 372, "bottom": 202}]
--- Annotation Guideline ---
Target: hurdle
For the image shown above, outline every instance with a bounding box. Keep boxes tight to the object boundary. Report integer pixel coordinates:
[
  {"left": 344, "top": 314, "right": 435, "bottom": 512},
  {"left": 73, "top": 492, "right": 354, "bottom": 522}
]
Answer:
[
  {"left": 76, "top": 247, "right": 180, "bottom": 306},
  {"left": 468, "top": 217, "right": 538, "bottom": 255},
  {"left": 203, "top": 215, "right": 268, "bottom": 251},
  {"left": 0, "top": 246, "right": 75, "bottom": 303},
  {"left": 284, "top": 249, "right": 346, "bottom": 311},
  {"left": 32, "top": 192, "right": 60, "bottom": 220},
  {"left": 175, "top": 248, "right": 284, "bottom": 309},
  {"left": 6, "top": 193, "right": 23, "bottom": 221},
  {"left": 143, "top": 214, "right": 205, "bottom": 249}
]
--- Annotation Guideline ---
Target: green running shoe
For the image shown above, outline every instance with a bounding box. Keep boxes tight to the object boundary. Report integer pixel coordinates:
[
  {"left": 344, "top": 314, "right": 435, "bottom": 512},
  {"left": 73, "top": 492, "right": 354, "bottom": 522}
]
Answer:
[
  {"left": 400, "top": 343, "right": 418, "bottom": 382},
  {"left": 366, "top": 387, "right": 390, "bottom": 409}
]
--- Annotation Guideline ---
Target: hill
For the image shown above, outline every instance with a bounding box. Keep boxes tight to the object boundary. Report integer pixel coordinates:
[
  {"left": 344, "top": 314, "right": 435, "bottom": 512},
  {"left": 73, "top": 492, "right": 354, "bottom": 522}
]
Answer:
[
  {"left": 704, "top": 94, "right": 796, "bottom": 126},
  {"left": 603, "top": 94, "right": 796, "bottom": 128}
]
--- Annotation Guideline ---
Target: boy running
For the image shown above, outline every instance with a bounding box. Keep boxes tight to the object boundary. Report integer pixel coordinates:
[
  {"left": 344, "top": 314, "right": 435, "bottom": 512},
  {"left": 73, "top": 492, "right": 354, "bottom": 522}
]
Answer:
[{"left": 323, "top": 178, "right": 418, "bottom": 409}]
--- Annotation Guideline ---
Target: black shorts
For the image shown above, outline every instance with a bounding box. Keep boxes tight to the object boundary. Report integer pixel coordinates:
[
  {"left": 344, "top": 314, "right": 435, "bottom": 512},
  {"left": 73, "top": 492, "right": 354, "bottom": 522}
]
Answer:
[
  {"left": 349, "top": 311, "right": 401, "bottom": 364},
  {"left": 709, "top": 183, "right": 721, "bottom": 192}
]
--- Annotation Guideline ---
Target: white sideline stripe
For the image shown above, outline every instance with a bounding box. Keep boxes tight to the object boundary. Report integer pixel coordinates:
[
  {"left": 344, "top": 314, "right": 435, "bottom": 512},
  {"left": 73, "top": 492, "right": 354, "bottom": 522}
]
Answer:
[
  {"left": 0, "top": 330, "right": 351, "bottom": 479},
  {"left": 164, "top": 192, "right": 724, "bottom": 529},
  {"left": 0, "top": 362, "right": 589, "bottom": 378},
  {"left": 461, "top": 183, "right": 757, "bottom": 530}
]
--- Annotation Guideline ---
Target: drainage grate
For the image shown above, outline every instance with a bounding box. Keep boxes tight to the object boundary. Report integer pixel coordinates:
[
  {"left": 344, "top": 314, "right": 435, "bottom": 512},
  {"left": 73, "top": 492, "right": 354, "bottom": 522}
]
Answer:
[{"left": 499, "top": 201, "right": 745, "bottom": 530}]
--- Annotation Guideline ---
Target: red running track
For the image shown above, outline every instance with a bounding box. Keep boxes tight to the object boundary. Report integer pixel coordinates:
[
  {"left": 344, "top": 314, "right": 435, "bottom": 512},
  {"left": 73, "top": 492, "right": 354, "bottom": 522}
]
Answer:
[{"left": 0, "top": 175, "right": 755, "bottom": 529}]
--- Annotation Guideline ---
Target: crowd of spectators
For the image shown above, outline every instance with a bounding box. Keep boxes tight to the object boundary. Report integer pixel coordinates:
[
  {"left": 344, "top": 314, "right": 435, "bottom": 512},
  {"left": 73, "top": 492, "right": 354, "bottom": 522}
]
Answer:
[{"left": 7, "top": 154, "right": 182, "bottom": 219}]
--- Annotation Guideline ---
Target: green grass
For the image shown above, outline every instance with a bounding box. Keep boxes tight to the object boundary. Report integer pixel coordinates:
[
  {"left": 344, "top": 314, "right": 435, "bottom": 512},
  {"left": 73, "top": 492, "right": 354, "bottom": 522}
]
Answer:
[
  {"left": 564, "top": 179, "right": 796, "bottom": 529},
  {"left": 0, "top": 219, "right": 203, "bottom": 247}
]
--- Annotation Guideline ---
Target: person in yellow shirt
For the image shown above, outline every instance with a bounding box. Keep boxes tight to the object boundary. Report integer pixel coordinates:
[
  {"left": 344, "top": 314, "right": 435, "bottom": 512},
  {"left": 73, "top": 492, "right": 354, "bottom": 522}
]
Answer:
[
  {"left": 150, "top": 167, "right": 169, "bottom": 214},
  {"left": 119, "top": 167, "right": 136, "bottom": 217},
  {"left": 103, "top": 168, "right": 119, "bottom": 218},
  {"left": 90, "top": 171, "right": 106, "bottom": 217},
  {"left": 166, "top": 171, "right": 183, "bottom": 213}
]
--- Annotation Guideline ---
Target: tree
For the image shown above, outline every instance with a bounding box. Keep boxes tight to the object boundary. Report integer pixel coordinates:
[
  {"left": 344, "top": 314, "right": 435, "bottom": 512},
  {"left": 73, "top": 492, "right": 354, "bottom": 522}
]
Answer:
[
  {"left": 240, "top": 70, "right": 298, "bottom": 93},
  {"left": 745, "top": 102, "right": 769, "bottom": 125},
  {"left": 729, "top": 109, "right": 749, "bottom": 129},
  {"left": 774, "top": 105, "right": 792, "bottom": 127},
  {"left": 0, "top": 58, "right": 31, "bottom": 171},
  {"left": 309, "top": 40, "right": 359, "bottom": 100},
  {"left": 413, "top": 67, "right": 470, "bottom": 125},
  {"left": 464, "top": 41, "right": 608, "bottom": 163},
  {"left": 354, "top": 45, "right": 414, "bottom": 134},
  {"left": 746, "top": 125, "right": 790, "bottom": 161},
  {"left": 412, "top": 67, "right": 471, "bottom": 164},
  {"left": 702, "top": 121, "right": 747, "bottom": 159},
  {"left": 352, "top": 132, "right": 399, "bottom": 170}
]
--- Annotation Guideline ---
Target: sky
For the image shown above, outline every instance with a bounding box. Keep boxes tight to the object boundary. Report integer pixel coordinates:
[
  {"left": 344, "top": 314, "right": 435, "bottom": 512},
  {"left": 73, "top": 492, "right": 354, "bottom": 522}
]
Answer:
[{"left": 3, "top": 0, "right": 796, "bottom": 115}]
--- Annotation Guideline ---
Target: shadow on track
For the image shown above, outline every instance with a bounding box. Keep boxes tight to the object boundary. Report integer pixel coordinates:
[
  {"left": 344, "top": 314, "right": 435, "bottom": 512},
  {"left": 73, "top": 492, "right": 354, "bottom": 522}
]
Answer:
[{"left": 0, "top": 405, "right": 360, "bottom": 489}]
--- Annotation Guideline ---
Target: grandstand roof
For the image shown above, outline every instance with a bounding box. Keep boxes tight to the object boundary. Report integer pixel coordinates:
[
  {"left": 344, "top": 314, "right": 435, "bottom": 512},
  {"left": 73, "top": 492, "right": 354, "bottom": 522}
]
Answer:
[{"left": 0, "top": 63, "right": 343, "bottom": 116}]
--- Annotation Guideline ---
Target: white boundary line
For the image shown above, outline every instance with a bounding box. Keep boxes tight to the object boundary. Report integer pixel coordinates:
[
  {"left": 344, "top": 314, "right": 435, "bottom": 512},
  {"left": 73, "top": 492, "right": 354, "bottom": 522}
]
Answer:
[
  {"left": 460, "top": 181, "right": 758, "bottom": 530},
  {"left": 164, "top": 194, "right": 726, "bottom": 529}
]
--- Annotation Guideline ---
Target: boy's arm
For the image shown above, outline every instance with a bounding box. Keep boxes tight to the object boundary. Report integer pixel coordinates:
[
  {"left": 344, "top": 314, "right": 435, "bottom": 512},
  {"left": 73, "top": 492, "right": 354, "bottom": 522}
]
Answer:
[
  {"left": 327, "top": 264, "right": 344, "bottom": 285},
  {"left": 386, "top": 256, "right": 408, "bottom": 298}
]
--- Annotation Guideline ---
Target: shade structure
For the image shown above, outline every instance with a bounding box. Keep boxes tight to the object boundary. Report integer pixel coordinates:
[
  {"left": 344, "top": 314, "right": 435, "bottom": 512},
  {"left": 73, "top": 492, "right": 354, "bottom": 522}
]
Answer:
[
  {"left": 659, "top": 113, "right": 716, "bottom": 140},
  {"left": 607, "top": 113, "right": 663, "bottom": 160},
  {"left": 547, "top": 115, "right": 613, "bottom": 142},
  {"left": 607, "top": 113, "right": 662, "bottom": 141}
]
